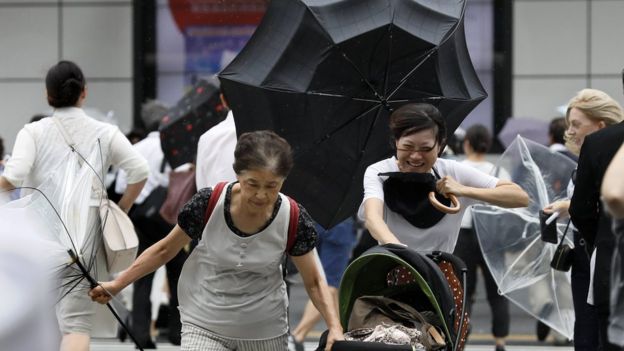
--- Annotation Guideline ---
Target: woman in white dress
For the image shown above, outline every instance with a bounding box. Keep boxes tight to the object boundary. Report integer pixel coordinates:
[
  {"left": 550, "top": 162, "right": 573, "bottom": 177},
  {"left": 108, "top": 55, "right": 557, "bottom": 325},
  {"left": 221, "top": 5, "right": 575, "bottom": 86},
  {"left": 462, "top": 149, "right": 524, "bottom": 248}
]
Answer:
[{"left": 0, "top": 61, "right": 149, "bottom": 351}]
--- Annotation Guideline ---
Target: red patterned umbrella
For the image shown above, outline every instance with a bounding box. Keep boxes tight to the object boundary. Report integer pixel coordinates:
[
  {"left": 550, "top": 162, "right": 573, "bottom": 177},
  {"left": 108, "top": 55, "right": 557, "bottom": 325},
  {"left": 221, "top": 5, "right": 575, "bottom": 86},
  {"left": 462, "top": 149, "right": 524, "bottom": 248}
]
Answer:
[{"left": 159, "top": 79, "right": 228, "bottom": 168}]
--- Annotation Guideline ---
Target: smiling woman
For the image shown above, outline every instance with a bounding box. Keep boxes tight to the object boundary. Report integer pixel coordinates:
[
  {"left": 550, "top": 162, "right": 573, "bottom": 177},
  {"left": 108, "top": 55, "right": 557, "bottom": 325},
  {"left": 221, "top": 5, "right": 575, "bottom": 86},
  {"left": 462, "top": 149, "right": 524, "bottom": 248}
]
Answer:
[
  {"left": 89, "top": 130, "right": 344, "bottom": 351},
  {"left": 359, "top": 103, "right": 529, "bottom": 253},
  {"left": 564, "top": 89, "right": 623, "bottom": 156}
]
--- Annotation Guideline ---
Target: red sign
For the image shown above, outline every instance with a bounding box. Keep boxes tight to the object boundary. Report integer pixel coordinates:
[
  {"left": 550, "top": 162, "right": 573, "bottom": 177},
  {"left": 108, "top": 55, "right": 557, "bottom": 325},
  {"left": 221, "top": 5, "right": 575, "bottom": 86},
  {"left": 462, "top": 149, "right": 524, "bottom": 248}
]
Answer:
[{"left": 169, "top": 0, "right": 269, "bottom": 31}]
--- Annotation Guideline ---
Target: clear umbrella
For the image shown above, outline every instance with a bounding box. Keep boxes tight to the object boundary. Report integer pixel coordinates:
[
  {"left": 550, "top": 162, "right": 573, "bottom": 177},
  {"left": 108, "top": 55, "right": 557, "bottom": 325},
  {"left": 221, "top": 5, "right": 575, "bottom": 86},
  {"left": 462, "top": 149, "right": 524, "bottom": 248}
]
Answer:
[
  {"left": 472, "top": 136, "right": 577, "bottom": 339},
  {"left": 0, "top": 133, "right": 141, "bottom": 348}
]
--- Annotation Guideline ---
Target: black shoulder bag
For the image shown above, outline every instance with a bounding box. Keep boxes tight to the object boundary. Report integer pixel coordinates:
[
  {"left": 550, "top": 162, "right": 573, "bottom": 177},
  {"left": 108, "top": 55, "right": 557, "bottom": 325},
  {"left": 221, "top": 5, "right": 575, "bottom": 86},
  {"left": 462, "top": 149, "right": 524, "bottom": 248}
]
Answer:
[{"left": 550, "top": 219, "right": 574, "bottom": 272}]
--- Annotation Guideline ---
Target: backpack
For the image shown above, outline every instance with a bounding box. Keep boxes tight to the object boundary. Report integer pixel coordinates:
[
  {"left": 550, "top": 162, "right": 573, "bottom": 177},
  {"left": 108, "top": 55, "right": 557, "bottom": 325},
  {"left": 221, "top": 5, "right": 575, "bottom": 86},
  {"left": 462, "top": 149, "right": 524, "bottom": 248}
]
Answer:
[{"left": 203, "top": 182, "right": 299, "bottom": 252}]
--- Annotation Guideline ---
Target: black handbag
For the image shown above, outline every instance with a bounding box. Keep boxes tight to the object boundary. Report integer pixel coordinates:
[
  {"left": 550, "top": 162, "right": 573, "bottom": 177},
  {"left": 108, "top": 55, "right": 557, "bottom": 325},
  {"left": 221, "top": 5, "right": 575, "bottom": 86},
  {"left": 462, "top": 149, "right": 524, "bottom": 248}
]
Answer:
[
  {"left": 130, "top": 159, "right": 168, "bottom": 222},
  {"left": 550, "top": 219, "right": 574, "bottom": 272}
]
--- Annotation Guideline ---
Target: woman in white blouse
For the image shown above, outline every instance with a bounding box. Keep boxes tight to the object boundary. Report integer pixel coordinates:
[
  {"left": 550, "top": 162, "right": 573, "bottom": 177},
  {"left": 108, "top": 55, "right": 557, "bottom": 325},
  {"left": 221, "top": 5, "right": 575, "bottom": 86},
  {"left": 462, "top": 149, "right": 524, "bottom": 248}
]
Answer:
[
  {"left": 359, "top": 103, "right": 529, "bottom": 252},
  {"left": 0, "top": 61, "right": 149, "bottom": 351}
]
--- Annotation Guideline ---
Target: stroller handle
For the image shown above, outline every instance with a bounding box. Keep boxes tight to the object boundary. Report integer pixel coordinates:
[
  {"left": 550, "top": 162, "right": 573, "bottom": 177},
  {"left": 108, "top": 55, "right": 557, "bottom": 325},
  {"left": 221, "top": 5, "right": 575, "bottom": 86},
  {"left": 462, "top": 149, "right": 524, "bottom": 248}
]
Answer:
[{"left": 429, "top": 251, "right": 468, "bottom": 275}]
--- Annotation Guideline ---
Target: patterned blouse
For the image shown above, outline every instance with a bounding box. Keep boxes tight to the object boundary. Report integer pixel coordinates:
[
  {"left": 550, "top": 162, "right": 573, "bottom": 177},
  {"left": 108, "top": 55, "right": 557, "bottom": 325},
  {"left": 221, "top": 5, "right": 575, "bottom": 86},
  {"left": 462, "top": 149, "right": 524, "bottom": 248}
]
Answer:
[{"left": 178, "top": 183, "right": 318, "bottom": 256}]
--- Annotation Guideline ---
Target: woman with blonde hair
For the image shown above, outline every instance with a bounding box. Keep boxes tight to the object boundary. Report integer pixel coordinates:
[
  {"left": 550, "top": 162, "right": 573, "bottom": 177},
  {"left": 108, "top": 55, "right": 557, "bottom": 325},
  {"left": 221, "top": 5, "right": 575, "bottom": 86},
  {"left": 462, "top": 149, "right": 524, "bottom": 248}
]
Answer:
[
  {"left": 542, "top": 88, "right": 623, "bottom": 351},
  {"left": 544, "top": 88, "right": 622, "bottom": 218},
  {"left": 564, "top": 88, "right": 623, "bottom": 155}
]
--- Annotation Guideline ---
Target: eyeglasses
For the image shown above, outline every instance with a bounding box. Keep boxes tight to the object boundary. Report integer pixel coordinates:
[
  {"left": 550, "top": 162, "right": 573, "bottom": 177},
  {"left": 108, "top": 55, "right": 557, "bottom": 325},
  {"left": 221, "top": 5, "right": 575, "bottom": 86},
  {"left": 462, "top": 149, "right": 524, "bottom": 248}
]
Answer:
[{"left": 396, "top": 145, "right": 436, "bottom": 154}]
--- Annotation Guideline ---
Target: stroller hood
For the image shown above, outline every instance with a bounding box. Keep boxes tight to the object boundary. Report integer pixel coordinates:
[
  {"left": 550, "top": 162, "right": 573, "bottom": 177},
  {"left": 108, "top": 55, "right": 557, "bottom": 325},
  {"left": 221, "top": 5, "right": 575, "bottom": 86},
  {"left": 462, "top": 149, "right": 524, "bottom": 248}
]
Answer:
[{"left": 338, "top": 245, "right": 458, "bottom": 347}]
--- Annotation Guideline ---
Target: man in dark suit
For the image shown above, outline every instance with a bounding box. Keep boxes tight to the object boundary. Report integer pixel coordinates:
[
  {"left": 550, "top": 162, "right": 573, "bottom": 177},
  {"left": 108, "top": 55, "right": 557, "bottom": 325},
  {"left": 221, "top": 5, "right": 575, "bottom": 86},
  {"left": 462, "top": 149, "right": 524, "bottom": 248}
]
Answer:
[{"left": 570, "top": 121, "right": 624, "bottom": 350}]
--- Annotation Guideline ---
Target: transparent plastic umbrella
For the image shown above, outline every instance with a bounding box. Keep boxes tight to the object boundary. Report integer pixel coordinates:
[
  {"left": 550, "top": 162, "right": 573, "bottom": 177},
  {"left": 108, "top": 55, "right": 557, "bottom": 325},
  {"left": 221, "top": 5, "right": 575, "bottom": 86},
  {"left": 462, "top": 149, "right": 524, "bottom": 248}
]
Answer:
[
  {"left": 472, "top": 136, "right": 577, "bottom": 339},
  {"left": 0, "top": 133, "right": 141, "bottom": 348}
]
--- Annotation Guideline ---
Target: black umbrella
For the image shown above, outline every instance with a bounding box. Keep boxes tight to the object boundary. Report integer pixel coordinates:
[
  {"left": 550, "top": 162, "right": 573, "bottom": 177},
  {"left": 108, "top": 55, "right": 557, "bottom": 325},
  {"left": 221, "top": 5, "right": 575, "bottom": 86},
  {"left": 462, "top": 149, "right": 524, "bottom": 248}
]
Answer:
[
  {"left": 219, "top": 0, "right": 486, "bottom": 228},
  {"left": 159, "top": 78, "right": 228, "bottom": 168}
]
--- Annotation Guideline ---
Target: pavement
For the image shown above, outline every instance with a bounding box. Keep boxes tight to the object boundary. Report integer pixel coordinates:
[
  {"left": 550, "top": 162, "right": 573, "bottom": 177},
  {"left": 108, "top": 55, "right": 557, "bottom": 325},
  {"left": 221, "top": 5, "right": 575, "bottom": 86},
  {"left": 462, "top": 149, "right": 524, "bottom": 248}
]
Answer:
[
  {"left": 90, "top": 338, "right": 572, "bottom": 351},
  {"left": 91, "top": 271, "right": 574, "bottom": 350}
]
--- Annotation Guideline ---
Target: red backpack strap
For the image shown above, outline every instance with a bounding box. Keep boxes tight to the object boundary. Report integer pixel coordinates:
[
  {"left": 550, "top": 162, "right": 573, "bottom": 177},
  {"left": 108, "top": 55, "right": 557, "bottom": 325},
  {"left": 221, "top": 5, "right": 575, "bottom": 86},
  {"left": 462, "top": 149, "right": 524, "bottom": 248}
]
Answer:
[
  {"left": 286, "top": 196, "right": 299, "bottom": 253},
  {"left": 204, "top": 182, "right": 228, "bottom": 225}
]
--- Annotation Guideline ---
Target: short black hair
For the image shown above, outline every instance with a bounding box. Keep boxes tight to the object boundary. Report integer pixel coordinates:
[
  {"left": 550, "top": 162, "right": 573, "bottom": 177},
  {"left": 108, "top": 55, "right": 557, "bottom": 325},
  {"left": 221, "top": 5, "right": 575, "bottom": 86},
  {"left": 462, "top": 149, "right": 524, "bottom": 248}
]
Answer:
[
  {"left": 30, "top": 114, "right": 49, "bottom": 123},
  {"left": 549, "top": 117, "right": 566, "bottom": 145},
  {"left": 389, "top": 103, "right": 447, "bottom": 154},
  {"left": 46, "top": 61, "right": 85, "bottom": 108},
  {"left": 464, "top": 124, "right": 492, "bottom": 153}
]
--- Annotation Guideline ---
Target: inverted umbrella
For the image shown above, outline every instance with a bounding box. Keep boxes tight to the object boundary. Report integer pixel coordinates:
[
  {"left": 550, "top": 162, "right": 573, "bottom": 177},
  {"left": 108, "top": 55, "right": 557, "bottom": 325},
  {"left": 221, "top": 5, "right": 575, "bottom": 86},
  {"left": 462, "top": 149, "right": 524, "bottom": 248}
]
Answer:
[
  {"left": 219, "top": 0, "right": 486, "bottom": 228},
  {"left": 0, "top": 137, "right": 144, "bottom": 349},
  {"left": 472, "top": 136, "right": 577, "bottom": 339},
  {"left": 159, "top": 78, "right": 228, "bottom": 168}
]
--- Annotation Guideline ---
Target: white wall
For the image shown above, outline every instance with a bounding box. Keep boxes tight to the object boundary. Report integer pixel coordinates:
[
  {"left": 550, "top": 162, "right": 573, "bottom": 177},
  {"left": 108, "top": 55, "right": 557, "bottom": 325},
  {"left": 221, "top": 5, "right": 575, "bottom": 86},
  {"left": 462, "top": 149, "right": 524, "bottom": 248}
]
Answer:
[
  {"left": 3, "top": 1, "right": 623, "bottom": 150},
  {"left": 513, "top": 0, "right": 624, "bottom": 120},
  {"left": 0, "top": 0, "right": 133, "bottom": 153}
]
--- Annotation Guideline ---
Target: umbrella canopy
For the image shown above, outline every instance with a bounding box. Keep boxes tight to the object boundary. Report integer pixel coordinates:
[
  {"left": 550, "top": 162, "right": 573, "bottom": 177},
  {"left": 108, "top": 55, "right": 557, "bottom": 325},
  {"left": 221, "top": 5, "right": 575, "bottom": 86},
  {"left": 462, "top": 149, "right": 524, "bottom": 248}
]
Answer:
[
  {"left": 0, "top": 136, "right": 141, "bottom": 347},
  {"left": 219, "top": 0, "right": 486, "bottom": 228},
  {"left": 472, "top": 136, "right": 577, "bottom": 339},
  {"left": 498, "top": 117, "right": 551, "bottom": 148},
  {"left": 159, "top": 78, "right": 228, "bottom": 168}
]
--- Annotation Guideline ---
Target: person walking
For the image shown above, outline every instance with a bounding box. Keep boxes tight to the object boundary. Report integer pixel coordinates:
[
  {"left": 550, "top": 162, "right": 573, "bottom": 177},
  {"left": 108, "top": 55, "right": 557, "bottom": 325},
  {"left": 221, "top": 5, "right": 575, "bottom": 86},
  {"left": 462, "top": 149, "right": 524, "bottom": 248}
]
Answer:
[
  {"left": 543, "top": 89, "right": 623, "bottom": 351},
  {"left": 0, "top": 60, "right": 149, "bottom": 351},
  {"left": 453, "top": 124, "right": 510, "bottom": 351},
  {"left": 195, "top": 93, "right": 237, "bottom": 190},
  {"left": 569, "top": 90, "right": 624, "bottom": 351},
  {"left": 90, "top": 130, "right": 343, "bottom": 351},
  {"left": 115, "top": 100, "right": 188, "bottom": 347}
]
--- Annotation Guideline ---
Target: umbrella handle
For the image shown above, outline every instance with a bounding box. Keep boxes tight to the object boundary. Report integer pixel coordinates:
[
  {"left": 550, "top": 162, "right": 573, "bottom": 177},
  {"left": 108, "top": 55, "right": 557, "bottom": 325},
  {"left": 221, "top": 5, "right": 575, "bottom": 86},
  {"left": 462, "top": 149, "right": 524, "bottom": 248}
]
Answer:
[{"left": 428, "top": 192, "right": 461, "bottom": 214}]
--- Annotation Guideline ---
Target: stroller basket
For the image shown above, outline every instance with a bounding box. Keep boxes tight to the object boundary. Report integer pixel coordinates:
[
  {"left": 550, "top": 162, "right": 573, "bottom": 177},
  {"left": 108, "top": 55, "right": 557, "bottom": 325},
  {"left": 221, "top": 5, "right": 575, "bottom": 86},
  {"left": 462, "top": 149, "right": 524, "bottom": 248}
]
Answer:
[{"left": 317, "top": 244, "right": 468, "bottom": 351}]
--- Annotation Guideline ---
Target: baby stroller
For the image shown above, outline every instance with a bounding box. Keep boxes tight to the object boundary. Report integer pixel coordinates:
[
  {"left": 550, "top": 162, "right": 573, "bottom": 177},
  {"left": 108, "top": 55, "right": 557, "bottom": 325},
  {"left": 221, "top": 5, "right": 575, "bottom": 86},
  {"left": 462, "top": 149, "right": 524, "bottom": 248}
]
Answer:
[{"left": 317, "top": 244, "right": 468, "bottom": 351}]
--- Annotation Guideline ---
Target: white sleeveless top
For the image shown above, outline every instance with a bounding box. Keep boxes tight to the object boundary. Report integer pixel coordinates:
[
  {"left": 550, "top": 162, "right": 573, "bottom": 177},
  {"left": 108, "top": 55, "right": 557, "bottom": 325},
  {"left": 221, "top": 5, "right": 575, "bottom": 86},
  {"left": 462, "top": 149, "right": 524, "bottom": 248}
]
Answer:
[{"left": 177, "top": 184, "right": 291, "bottom": 339}]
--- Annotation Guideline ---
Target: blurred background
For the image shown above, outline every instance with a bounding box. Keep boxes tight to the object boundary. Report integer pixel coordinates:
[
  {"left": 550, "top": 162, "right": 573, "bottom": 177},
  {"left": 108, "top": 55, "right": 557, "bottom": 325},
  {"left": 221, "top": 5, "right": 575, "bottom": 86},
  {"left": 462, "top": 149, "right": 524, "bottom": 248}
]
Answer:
[{"left": 1, "top": 0, "right": 622, "bottom": 154}]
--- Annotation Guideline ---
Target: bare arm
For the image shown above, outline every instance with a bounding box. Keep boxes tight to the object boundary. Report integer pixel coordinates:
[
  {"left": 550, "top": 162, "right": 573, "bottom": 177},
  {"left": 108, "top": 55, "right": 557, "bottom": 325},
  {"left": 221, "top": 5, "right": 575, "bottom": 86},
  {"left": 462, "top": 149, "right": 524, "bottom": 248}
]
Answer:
[
  {"left": 437, "top": 178, "right": 529, "bottom": 208},
  {"left": 602, "top": 143, "right": 624, "bottom": 219},
  {"left": 0, "top": 176, "right": 15, "bottom": 191},
  {"left": 0, "top": 176, "right": 15, "bottom": 202},
  {"left": 116, "top": 179, "right": 146, "bottom": 213},
  {"left": 89, "top": 225, "right": 191, "bottom": 303},
  {"left": 291, "top": 251, "right": 343, "bottom": 351},
  {"left": 362, "top": 198, "right": 402, "bottom": 245}
]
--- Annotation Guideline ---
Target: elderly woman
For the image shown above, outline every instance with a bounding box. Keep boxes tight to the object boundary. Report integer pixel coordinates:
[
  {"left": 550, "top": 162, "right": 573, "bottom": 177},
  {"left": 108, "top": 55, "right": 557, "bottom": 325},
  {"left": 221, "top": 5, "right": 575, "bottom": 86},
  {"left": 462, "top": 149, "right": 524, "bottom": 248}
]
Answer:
[
  {"left": 359, "top": 103, "right": 528, "bottom": 252},
  {"left": 90, "top": 130, "right": 343, "bottom": 351}
]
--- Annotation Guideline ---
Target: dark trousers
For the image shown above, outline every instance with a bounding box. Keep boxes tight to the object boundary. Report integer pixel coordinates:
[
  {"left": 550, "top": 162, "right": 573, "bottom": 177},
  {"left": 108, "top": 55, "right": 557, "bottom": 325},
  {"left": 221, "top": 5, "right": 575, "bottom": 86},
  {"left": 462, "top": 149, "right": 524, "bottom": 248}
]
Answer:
[
  {"left": 454, "top": 228, "right": 510, "bottom": 338},
  {"left": 571, "top": 232, "right": 600, "bottom": 351},
  {"left": 130, "top": 213, "right": 188, "bottom": 346}
]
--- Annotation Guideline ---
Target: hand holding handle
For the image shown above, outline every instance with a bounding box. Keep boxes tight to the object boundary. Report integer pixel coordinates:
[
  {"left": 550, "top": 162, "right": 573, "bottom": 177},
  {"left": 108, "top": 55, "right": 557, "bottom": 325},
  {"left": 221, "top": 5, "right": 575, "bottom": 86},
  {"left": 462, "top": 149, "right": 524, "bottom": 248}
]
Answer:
[{"left": 429, "top": 192, "right": 461, "bottom": 214}]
